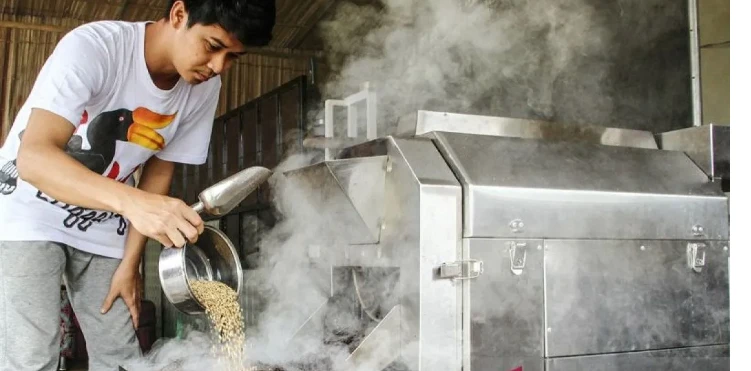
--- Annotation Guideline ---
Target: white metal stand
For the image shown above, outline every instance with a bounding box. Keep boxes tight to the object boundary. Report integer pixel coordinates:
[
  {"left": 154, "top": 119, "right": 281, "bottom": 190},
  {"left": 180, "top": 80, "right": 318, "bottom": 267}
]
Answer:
[{"left": 323, "top": 82, "right": 378, "bottom": 160}]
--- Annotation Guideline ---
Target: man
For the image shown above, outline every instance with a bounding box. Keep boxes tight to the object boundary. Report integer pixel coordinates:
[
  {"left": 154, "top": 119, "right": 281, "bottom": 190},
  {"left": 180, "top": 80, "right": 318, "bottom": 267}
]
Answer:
[{"left": 0, "top": 0, "right": 275, "bottom": 370}]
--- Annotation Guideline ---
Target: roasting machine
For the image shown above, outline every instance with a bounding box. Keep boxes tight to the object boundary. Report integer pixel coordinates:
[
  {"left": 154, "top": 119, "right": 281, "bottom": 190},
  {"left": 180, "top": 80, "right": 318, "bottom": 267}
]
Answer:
[{"left": 278, "top": 84, "right": 731, "bottom": 371}]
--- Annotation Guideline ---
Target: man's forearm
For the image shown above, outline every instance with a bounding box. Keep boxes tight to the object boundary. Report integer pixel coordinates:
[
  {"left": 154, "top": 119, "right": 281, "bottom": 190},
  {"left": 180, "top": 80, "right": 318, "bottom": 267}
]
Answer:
[
  {"left": 18, "top": 143, "right": 142, "bottom": 215},
  {"left": 16, "top": 108, "right": 144, "bottom": 214},
  {"left": 120, "top": 158, "right": 176, "bottom": 268},
  {"left": 121, "top": 226, "right": 149, "bottom": 268}
]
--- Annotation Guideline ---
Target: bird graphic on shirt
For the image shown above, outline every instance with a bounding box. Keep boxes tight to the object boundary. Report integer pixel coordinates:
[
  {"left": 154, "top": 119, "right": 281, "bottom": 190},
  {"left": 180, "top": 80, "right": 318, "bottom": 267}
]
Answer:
[
  {"left": 0, "top": 107, "right": 175, "bottom": 196},
  {"left": 0, "top": 130, "right": 25, "bottom": 195},
  {"left": 65, "top": 107, "right": 176, "bottom": 180},
  {"left": 0, "top": 159, "right": 18, "bottom": 195}
]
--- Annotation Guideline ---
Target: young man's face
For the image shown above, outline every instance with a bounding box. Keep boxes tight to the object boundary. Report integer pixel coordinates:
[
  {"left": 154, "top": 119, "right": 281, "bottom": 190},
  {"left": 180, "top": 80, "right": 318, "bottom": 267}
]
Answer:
[{"left": 170, "top": 6, "right": 247, "bottom": 84}]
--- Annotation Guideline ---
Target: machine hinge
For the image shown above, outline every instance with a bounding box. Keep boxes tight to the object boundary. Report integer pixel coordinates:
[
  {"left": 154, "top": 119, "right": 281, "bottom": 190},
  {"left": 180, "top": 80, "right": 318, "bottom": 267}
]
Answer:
[
  {"left": 439, "top": 260, "right": 484, "bottom": 280},
  {"left": 687, "top": 242, "right": 707, "bottom": 273},
  {"left": 510, "top": 242, "right": 528, "bottom": 275}
]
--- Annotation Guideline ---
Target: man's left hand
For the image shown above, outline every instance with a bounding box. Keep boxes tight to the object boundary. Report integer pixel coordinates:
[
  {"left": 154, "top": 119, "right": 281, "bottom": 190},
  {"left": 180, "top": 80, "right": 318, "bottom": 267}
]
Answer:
[{"left": 101, "top": 262, "right": 142, "bottom": 329}]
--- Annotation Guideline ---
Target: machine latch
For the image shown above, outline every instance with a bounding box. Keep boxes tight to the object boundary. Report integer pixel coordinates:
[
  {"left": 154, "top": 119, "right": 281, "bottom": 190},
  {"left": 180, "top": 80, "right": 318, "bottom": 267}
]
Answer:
[
  {"left": 510, "top": 242, "right": 527, "bottom": 275},
  {"left": 439, "top": 260, "right": 484, "bottom": 280},
  {"left": 687, "top": 243, "right": 707, "bottom": 273}
]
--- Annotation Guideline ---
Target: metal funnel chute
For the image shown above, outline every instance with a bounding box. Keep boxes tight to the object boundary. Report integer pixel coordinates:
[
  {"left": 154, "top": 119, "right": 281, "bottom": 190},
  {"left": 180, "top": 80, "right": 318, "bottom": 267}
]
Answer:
[
  {"left": 341, "top": 305, "right": 402, "bottom": 371},
  {"left": 283, "top": 156, "right": 387, "bottom": 245}
]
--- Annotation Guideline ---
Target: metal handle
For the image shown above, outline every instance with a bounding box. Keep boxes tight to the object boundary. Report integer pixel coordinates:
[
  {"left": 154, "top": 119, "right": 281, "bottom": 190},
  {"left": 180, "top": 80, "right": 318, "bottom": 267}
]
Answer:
[
  {"left": 191, "top": 202, "right": 204, "bottom": 214},
  {"left": 687, "top": 243, "right": 707, "bottom": 273},
  {"left": 439, "top": 259, "right": 484, "bottom": 280},
  {"left": 509, "top": 242, "right": 528, "bottom": 275}
]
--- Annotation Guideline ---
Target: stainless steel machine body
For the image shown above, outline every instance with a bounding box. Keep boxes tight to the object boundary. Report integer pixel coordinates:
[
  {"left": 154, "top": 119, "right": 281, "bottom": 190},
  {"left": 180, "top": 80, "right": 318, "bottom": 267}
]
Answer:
[{"left": 283, "top": 110, "right": 730, "bottom": 371}]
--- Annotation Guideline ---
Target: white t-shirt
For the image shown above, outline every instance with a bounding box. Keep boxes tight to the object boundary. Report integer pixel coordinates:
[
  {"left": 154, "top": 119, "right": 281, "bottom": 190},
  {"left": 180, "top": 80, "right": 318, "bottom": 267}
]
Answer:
[{"left": 0, "top": 21, "right": 221, "bottom": 258}]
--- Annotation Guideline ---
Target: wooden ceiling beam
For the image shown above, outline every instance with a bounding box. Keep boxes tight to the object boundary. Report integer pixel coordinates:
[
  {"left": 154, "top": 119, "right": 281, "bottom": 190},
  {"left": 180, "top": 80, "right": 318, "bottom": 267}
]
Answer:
[
  {"left": 289, "top": 0, "right": 338, "bottom": 49},
  {"left": 0, "top": 20, "right": 68, "bottom": 33},
  {"left": 246, "top": 47, "right": 323, "bottom": 59},
  {"left": 0, "top": 20, "right": 323, "bottom": 59}
]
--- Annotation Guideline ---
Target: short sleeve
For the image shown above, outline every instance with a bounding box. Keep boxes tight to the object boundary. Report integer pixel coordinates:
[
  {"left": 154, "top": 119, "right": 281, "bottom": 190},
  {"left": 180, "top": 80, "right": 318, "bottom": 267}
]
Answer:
[
  {"left": 155, "top": 78, "right": 221, "bottom": 165},
  {"left": 26, "top": 26, "right": 109, "bottom": 128}
]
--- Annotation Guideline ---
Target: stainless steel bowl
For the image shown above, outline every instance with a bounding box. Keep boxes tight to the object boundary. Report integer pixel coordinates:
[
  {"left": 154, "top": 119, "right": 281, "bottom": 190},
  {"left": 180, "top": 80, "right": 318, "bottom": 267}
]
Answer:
[{"left": 158, "top": 225, "right": 243, "bottom": 315}]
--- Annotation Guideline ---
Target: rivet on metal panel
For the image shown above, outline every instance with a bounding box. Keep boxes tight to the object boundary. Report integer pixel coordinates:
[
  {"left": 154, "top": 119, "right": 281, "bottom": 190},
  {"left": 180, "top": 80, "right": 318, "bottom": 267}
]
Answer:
[
  {"left": 509, "top": 219, "right": 525, "bottom": 233},
  {"left": 547, "top": 327, "right": 552, "bottom": 333},
  {"left": 537, "top": 245, "right": 542, "bottom": 250},
  {"left": 723, "top": 246, "right": 729, "bottom": 251},
  {"left": 640, "top": 245, "right": 646, "bottom": 251},
  {"left": 691, "top": 224, "right": 705, "bottom": 237}
]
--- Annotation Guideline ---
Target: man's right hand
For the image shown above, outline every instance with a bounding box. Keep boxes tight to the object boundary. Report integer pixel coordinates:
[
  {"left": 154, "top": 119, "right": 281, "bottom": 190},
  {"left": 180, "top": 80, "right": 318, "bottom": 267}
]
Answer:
[{"left": 121, "top": 192, "right": 204, "bottom": 247}]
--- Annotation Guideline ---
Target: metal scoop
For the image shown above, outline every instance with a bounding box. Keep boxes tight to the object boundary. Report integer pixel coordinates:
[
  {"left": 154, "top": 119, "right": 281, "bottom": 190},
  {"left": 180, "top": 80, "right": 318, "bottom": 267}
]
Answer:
[
  {"left": 191, "top": 166, "right": 273, "bottom": 216},
  {"left": 158, "top": 166, "right": 273, "bottom": 316}
]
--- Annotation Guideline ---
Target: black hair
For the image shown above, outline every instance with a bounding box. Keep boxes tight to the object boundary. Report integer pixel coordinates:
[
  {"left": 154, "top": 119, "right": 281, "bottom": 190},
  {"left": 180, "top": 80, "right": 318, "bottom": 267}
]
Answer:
[{"left": 165, "top": 0, "right": 276, "bottom": 47}]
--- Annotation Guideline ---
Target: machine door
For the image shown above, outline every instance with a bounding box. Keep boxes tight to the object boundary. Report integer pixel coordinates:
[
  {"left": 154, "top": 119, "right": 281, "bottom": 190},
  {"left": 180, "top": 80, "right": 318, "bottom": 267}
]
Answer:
[
  {"left": 466, "top": 239, "right": 729, "bottom": 371},
  {"left": 543, "top": 239, "right": 729, "bottom": 358},
  {"left": 467, "top": 239, "right": 545, "bottom": 371}
]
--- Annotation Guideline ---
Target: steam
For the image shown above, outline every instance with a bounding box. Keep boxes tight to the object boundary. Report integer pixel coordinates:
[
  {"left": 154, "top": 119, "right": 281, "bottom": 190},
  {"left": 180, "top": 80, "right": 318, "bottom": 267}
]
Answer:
[
  {"left": 318, "top": 0, "right": 690, "bottom": 133},
  {"left": 240, "top": 152, "right": 403, "bottom": 370},
  {"left": 318, "top": 0, "right": 603, "bottom": 131},
  {"left": 240, "top": 152, "right": 353, "bottom": 369},
  {"left": 123, "top": 332, "right": 217, "bottom": 371},
  {"left": 124, "top": 152, "right": 367, "bottom": 371}
]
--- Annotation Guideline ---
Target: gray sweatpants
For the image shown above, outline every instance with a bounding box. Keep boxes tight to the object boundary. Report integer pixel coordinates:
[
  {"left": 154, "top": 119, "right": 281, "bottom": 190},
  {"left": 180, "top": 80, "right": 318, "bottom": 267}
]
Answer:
[{"left": 0, "top": 241, "right": 141, "bottom": 371}]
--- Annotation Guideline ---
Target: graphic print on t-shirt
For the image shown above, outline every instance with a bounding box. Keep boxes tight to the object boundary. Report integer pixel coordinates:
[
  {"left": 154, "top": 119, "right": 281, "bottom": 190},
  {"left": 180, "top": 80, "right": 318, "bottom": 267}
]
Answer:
[
  {"left": 0, "top": 159, "right": 19, "bottom": 195},
  {"left": 34, "top": 106, "right": 179, "bottom": 234},
  {"left": 0, "top": 107, "right": 177, "bottom": 197},
  {"left": 0, "top": 131, "right": 24, "bottom": 195},
  {"left": 1, "top": 106, "right": 177, "bottom": 236},
  {"left": 65, "top": 107, "right": 177, "bottom": 180}
]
